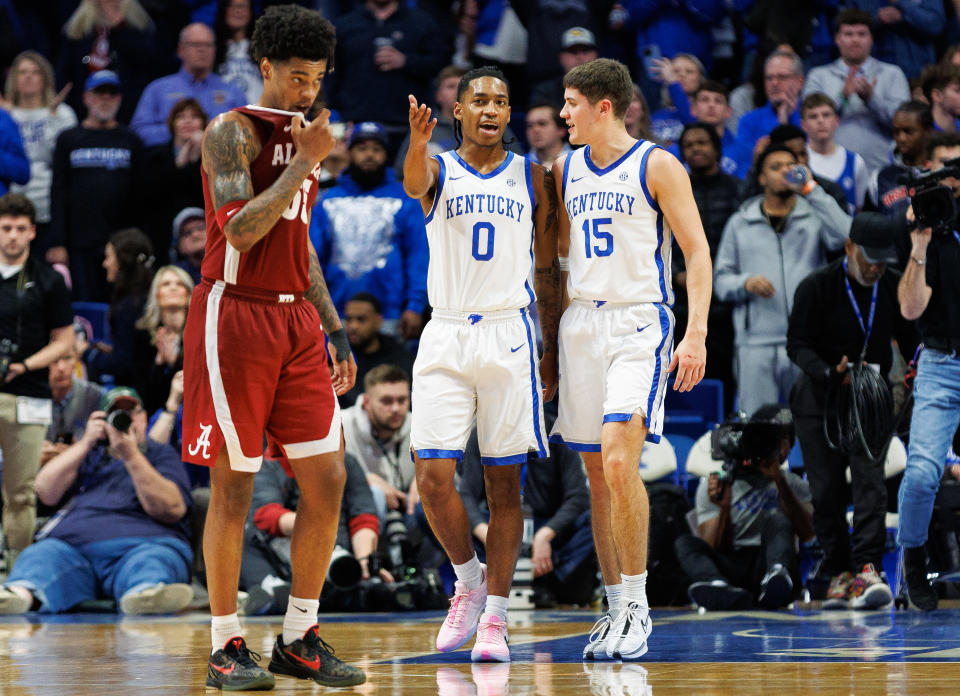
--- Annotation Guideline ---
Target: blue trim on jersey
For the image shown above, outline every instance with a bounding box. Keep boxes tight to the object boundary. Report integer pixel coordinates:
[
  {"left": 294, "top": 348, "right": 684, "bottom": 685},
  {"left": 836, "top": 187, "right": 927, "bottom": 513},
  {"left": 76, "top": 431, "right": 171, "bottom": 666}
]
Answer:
[
  {"left": 548, "top": 433, "right": 601, "bottom": 452},
  {"left": 840, "top": 149, "right": 857, "bottom": 212},
  {"left": 655, "top": 210, "right": 669, "bottom": 304},
  {"left": 481, "top": 453, "right": 528, "bottom": 466},
  {"left": 424, "top": 155, "right": 446, "bottom": 224},
  {"left": 638, "top": 144, "right": 661, "bottom": 212},
  {"left": 524, "top": 157, "right": 536, "bottom": 304},
  {"left": 603, "top": 413, "right": 634, "bottom": 423},
  {"left": 452, "top": 150, "right": 514, "bottom": 179},
  {"left": 584, "top": 140, "right": 643, "bottom": 177},
  {"left": 520, "top": 307, "right": 548, "bottom": 458},
  {"left": 414, "top": 448, "right": 464, "bottom": 461},
  {"left": 561, "top": 151, "right": 573, "bottom": 200},
  {"left": 645, "top": 304, "right": 672, "bottom": 438}
]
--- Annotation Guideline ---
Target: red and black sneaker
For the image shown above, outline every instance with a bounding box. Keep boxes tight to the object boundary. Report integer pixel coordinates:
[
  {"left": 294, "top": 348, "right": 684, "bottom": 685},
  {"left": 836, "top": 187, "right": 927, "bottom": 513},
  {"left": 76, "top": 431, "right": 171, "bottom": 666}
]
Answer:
[
  {"left": 268, "top": 625, "right": 366, "bottom": 687},
  {"left": 206, "top": 636, "right": 276, "bottom": 691}
]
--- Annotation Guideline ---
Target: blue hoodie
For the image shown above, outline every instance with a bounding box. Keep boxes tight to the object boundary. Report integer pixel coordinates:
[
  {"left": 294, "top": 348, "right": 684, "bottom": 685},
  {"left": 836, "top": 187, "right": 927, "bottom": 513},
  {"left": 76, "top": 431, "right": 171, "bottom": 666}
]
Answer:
[{"left": 309, "top": 169, "right": 429, "bottom": 321}]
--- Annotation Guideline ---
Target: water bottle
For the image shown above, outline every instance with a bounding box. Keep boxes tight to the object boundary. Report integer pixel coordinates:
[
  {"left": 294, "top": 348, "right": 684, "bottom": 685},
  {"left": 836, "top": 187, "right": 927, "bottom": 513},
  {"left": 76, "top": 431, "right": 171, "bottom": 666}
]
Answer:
[{"left": 785, "top": 165, "right": 808, "bottom": 188}]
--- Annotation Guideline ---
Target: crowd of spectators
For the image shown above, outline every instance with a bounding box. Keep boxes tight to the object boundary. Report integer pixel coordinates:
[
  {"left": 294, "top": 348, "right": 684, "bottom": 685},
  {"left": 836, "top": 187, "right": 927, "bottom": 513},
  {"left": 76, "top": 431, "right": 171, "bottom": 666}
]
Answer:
[{"left": 0, "top": 0, "right": 959, "bottom": 617}]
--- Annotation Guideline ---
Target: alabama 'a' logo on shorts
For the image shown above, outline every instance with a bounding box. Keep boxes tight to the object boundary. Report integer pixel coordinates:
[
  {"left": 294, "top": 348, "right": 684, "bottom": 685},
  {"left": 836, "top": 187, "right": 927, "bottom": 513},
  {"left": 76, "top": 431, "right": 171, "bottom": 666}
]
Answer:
[{"left": 188, "top": 423, "right": 213, "bottom": 459}]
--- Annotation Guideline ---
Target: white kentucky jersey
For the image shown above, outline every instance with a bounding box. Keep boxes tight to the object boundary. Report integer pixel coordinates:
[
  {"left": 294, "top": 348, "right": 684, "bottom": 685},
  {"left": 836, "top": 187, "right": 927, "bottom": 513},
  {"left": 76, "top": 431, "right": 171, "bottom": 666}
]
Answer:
[
  {"left": 424, "top": 150, "right": 536, "bottom": 312},
  {"left": 561, "top": 140, "right": 674, "bottom": 306}
]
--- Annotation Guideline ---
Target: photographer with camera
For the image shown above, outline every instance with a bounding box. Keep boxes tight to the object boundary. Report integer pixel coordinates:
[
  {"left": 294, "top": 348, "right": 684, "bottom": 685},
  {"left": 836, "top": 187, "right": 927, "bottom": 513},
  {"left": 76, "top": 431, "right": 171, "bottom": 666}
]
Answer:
[
  {"left": 896, "top": 132, "right": 960, "bottom": 611},
  {"left": 42, "top": 344, "right": 105, "bottom": 467},
  {"left": 675, "top": 405, "right": 814, "bottom": 611},
  {"left": 240, "top": 452, "right": 389, "bottom": 615},
  {"left": 0, "top": 386, "right": 194, "bottom": 615},
  {"left": 787, "top": 212, "right": 919, "bottom": 609},
  {"left": 0, "top": 192, "right": 74, "bottom": 567}
]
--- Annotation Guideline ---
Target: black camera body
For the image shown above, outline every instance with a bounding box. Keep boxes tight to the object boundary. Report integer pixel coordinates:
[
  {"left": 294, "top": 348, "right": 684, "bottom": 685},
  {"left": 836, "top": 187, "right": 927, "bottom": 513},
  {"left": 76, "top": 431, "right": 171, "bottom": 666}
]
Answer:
[
  {"left": 711, "top": 412, "right": 793, "bottom": 477},
  {"left": 901, "top": 157, "right": 960, "bottom": 235},
  {"left": 0, "top": 337, "right": 19, "bottom": 382}
]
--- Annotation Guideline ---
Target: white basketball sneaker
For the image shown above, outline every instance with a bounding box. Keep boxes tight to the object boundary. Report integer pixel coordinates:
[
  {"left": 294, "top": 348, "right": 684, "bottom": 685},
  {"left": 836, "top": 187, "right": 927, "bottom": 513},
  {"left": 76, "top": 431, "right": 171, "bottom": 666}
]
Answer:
[
  {"left": 605, "top": 601, "right": 652, "bottom": 660},
  {"left": 582, "top": 612, "right": 615, "bottom": 660}
]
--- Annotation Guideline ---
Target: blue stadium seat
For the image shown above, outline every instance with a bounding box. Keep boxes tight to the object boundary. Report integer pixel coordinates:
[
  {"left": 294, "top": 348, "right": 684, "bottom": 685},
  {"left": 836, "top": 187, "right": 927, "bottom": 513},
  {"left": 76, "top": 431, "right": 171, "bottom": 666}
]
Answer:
[{"left": 72, "top": 302, "right": 110, "bottom": 343}]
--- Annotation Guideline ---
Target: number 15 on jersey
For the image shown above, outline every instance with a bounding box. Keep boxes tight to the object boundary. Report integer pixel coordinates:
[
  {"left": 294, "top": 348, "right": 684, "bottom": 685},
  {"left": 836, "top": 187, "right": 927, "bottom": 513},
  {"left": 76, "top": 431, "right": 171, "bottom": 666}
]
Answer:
[{"left": 583, "top": 217, "right": 613, "bottom": 258}]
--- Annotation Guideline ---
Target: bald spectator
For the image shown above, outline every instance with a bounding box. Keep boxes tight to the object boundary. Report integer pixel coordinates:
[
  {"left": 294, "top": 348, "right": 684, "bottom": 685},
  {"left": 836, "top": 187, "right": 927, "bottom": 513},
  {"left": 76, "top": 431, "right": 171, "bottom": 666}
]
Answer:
[
  {"left": 802, "top": 9, "right": 910, "bottom": 171},
  {"left": 130, "top": 23, "right": 245, "bottom": 148}
]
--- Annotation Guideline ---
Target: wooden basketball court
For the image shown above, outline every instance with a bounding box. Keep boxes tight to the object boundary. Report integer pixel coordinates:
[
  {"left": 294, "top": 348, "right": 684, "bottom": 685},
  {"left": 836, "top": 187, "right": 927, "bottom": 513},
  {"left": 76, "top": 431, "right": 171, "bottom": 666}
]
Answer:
[{"left": 2, "top": 606, "right": 960, "bottom": 694}]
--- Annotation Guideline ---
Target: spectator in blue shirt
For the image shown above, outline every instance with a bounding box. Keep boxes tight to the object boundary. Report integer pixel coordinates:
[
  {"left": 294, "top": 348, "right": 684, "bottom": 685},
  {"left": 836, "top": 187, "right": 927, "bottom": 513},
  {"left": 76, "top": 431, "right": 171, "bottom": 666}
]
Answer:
[
  {"left": 310, "top": 122, "right": 429, "bottom": 340},
  {"left": 0, "top": 106, "right": 30, "bottom": 196},
  {"left": 130, "top": 23, "right": 245, "bottom": 147},
  {"left": 736, "top": 50, "right": 805, "bottom": 172},
  {"left": 0, "top": 387, "right": 194, "bottom": 615}
]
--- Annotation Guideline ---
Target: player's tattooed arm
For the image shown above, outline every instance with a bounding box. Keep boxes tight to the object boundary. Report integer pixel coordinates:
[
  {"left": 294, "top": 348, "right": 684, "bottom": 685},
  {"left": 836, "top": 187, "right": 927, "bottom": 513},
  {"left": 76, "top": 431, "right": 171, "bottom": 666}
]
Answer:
[
  {"left": 305, "top": 243, "right": 342, "bottom": 333},
  {"left": 203, "top": 112, "right": 314, "bottom": 253},
  {"left": 533, "top": 164, "right": 561, "bottom": 399}
]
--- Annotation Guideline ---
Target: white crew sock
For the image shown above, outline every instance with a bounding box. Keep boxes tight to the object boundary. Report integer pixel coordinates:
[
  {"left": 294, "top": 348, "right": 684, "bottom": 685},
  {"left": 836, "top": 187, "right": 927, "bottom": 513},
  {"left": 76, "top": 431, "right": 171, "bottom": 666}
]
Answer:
[
  {"left": 484, "top": 594, "right": 509, "bottom": 622},
  {"left": 621, "top": 571, "right": 648, "bottom": 608},
  {"left": 211, "top": 613, "right": 242, "bottom": 653},
  {"left": 605, "top": 583, "right": 624, "bottom": 617},
  {"left": 282, "top": 596, "right": 320, "bottom": 644},
  {"left": 452, "top": 555, "right": 484, "bottom": 590}
]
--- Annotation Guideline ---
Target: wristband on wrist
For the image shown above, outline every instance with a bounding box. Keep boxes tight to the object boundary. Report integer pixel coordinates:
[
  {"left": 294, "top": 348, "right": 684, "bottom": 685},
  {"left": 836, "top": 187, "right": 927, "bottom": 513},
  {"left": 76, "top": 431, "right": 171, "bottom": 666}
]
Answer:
[
  {"left": 327, "top": 328, "right": 351, "bottom": 362},
  {"left": 557, "top": 256, "right": 569, "bottom": 272}
]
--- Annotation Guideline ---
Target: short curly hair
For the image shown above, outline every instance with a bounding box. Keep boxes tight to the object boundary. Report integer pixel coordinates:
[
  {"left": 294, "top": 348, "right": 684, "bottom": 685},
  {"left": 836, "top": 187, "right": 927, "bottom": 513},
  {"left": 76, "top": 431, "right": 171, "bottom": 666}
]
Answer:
[{"left": 250, "top": 5, "right": 336, "bottom": 67}]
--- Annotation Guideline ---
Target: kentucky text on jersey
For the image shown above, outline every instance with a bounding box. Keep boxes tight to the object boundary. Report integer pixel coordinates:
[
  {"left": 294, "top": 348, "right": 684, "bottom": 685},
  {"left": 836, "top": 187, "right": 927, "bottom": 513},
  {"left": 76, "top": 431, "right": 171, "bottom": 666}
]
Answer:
[
  {"left": 445, "top": 193, "right": 526, "bottom": 222},
  {"left": 565, "top": 190, "right": 636, "bottom": 219}
]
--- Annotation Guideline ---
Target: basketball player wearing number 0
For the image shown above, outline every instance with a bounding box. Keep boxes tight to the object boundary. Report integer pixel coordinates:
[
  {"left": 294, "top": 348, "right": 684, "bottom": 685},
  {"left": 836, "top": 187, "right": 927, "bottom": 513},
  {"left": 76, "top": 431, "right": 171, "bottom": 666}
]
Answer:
[
  {"left": 550, "top": 58, "right": 712, "bottom": 660},
  {"left": 179, "top": 6, "right": 363, "bottom": 690},
  {"left": 403, "top": 66, "right": 561, "bottom": 662}
]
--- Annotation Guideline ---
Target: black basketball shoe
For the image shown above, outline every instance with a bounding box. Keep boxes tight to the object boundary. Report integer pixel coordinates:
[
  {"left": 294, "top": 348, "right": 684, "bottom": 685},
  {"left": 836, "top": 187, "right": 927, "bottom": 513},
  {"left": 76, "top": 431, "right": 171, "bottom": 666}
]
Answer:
[
  {"left": 206, "top": 636, "right": 276, "bottom": 691},
  {"left": 268, "top": 625, "right": 366, "bottom": 687}
]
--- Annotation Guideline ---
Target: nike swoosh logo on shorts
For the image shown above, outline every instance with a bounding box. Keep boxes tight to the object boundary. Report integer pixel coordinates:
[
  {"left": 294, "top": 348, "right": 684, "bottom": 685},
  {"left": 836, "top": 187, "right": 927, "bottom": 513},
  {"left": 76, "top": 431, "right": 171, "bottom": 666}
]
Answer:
[
  {"left": 637, "top": 323, "right": 652, "bottom": 333},
  {"left": 510, "top": 344, "right": 523, "bottom": 352}
]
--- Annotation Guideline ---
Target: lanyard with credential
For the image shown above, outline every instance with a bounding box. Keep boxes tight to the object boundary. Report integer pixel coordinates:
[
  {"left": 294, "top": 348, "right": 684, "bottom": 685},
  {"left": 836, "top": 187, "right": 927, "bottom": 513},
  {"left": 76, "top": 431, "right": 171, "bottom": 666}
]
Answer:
[{"left": 842, "top": 258, "right": 878, "bottom": 361}]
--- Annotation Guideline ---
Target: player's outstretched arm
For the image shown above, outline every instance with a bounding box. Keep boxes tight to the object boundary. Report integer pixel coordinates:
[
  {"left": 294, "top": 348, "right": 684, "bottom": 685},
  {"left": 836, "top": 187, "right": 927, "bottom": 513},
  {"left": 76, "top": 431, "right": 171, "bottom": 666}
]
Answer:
[
  {"left": 203, "top": 110, "right": 334, "bottom": 252},
  {"left": 550, "top": 156, "right": 572, "bottom": 312},
  {"left": 648, "top": 148, "right": 711, "bottom": 392},
  {"left": 532, "top": 163, "right": 560, "bottom": 402},
  {"left": 306, "top": 242, "right": 356, "bottom": 394},
  {"left": 403, "top": 95, "right": 440, "bottom": 213}
]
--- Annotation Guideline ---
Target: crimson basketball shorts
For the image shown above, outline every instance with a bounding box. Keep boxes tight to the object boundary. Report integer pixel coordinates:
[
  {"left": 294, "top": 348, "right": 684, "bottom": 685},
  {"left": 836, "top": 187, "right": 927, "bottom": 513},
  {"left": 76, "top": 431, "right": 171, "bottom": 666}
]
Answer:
[{"left": 181, "top": 279, "right": 340, "bottom": 472}]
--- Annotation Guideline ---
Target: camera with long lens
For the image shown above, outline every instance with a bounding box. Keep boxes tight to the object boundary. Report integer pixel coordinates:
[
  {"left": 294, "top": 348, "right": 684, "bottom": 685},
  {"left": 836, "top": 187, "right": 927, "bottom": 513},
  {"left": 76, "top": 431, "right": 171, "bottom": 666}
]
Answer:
[
  {"left": 105, "top": 409, "right": 132, "bottom": 433},
  {"left": 900, "top": 156, "right": 960, "bottom": 235},
  {"left": 0, "top": 338, "right": 19, "bottom": 382},
  {"left": 710, "top": 412, "right": 792, "bottom": 477},
  {"left": 380, "top": 510, "right": 414, "bottom": 580},
  {"left": 326, "top": 545, "right": 362, "bottom": 589}
]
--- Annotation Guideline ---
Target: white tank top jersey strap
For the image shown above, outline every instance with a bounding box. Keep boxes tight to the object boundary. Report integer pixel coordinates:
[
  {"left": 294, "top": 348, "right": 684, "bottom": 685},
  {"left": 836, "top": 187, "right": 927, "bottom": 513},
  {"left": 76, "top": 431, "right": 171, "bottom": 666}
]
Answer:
[
  {"left": 561, "top": 139, "right": 674, "bottom": 306},
  {"left": 424, "top": 150, "right": 536, "bottom": 312}
]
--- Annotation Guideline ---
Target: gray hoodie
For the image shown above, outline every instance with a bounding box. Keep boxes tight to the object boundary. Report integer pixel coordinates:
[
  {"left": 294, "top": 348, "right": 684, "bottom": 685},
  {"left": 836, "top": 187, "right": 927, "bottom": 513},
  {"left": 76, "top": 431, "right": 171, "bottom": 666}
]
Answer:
[
  {"left": 341, "top": 400, "right": 413, "bottom": 491},
  {"left": 715, "top": 185, "right": 850, "bottom": 348}
]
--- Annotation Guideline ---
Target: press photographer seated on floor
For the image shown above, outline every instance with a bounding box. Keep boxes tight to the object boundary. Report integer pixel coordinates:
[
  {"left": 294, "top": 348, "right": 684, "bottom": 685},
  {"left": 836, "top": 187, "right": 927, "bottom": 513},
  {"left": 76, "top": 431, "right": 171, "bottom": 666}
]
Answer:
[
  {"left": 0, "top": 386, "right": 194, "bottom": 615},
  {"left": 676, "top": 406, "right": 815, "bottom": 611}
]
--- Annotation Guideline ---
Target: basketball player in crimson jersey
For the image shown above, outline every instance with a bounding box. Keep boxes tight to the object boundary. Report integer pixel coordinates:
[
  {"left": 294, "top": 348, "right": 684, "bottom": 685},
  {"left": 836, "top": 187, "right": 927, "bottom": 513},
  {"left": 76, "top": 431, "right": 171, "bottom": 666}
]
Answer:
[{"left": 180, "top": 6, "right": 363, "bottom": 690}]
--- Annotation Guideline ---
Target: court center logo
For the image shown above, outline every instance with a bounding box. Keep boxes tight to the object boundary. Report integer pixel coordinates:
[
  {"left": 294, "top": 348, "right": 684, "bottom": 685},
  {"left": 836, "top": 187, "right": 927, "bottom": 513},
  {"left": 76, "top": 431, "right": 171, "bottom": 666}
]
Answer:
[{"left": 189, "top": 423, "right": 213, "bottom": 459}]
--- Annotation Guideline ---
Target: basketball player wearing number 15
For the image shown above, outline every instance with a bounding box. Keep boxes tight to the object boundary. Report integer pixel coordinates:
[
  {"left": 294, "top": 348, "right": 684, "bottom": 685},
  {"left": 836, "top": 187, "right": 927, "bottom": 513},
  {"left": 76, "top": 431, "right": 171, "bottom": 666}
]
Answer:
[
  {"left": 403, "top": 66, "right": 561, "bottom": 662},
  {"left": 551, "top": 59, "right": 712, "bottom": 661}
]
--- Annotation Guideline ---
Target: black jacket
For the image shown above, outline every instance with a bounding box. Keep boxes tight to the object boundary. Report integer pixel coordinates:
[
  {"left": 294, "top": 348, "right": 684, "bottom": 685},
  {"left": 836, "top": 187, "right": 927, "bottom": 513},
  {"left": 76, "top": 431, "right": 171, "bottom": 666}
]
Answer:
[{"left": 787, "top": 258, "right": 920, "bottom": 406}]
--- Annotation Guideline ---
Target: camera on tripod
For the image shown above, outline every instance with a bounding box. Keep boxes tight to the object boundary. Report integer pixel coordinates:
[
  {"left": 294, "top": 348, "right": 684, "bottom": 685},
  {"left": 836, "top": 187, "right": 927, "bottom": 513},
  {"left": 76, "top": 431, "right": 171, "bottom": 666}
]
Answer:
[
  {"left": 0, "top": 338, "right": 20, "bottom": 382},
  {"left": 710, "top": 411, "right": 793, "bottom": 477},
  {"left": 900, "top": 156, "right": 960, "bottom": 235}
]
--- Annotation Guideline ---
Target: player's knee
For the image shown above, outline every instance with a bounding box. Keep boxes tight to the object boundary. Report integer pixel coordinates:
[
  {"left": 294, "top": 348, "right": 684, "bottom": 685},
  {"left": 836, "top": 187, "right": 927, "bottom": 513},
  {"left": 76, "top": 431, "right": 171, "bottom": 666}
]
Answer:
[
  {"left": 417, "top": 468, "right": 455, "bottom": 502},
  {"left": 602, "top": 453, "right": 638, "bottom": 487}
]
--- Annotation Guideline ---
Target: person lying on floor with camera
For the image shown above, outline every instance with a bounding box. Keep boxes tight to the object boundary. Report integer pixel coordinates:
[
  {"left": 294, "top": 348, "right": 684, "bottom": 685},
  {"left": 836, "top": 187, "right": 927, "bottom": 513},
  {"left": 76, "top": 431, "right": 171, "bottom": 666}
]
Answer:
[
  {"left": 675, "top": 405, "right": 815, "bottom": 611},
  {"left": 0, "top": 386, "right": 195, "bottom": 615}
]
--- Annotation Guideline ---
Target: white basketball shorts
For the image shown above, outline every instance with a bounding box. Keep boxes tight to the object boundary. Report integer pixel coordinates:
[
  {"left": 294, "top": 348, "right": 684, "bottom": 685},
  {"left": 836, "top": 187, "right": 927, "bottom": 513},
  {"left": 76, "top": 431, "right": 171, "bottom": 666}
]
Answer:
[
  {"left": 550, "top": 300, "right": 674, "bottom": 451},
  {"left": 411, "top": 307, "right": 548, "bottom": 464}
]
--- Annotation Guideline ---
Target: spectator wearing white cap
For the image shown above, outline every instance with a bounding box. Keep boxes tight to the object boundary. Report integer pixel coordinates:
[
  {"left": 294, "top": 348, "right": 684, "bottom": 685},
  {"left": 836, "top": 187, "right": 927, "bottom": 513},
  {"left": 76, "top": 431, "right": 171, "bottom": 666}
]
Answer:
[{"left": 529, "top": 26, "right": 598, "bottom": 108}]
